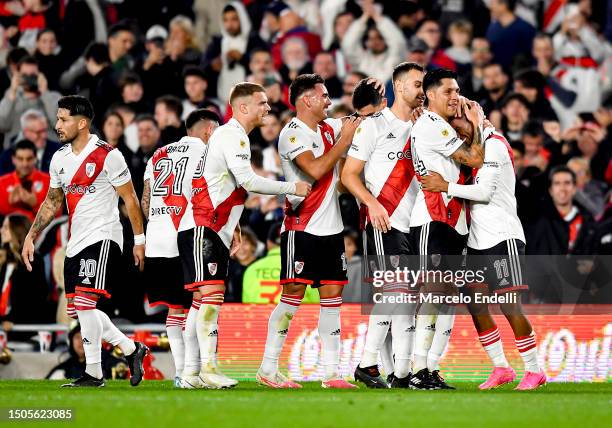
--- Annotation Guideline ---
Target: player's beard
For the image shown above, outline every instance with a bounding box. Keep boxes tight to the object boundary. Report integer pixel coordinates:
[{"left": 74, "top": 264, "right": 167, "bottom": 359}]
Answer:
[{"left": 58, "top": 130, "right": 78, "bottom": 144}]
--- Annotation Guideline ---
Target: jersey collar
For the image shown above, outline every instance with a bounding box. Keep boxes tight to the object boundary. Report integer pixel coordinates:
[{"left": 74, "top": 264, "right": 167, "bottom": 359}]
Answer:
[
  {"left": 380, "top": 107, "right": 397, "bottom": 123},
  {"left": 292, "top": 117, "right": 319, "bottom": 137},
  {"left": 227, "top": 118, "right": 247, "bottom": 135},
  {"left": 178, "top": 136, "right": 204, "bottom": 145}
]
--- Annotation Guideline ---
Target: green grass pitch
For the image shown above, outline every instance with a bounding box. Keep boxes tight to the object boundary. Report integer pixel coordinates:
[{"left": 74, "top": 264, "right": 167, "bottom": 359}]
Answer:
[{"left": 0, "top": 380, "right": 610, "bottom": 427}]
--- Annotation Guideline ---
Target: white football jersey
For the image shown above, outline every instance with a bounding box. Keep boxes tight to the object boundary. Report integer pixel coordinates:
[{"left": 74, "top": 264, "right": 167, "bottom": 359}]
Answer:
[
  {"left": 190, "top": 118, "right": 249, "bottom": 248},
  {"left": 278, "top": 117, "right": 344, "bottom": 236},
  {"left": 145, "top": 136, "right": 207, "bottom": 257},
  {"left": 458, "top": 129, "right": 526, "bottom": 249},
  {"left": 409, "top": 110, "right": 469, "bottom": 235},
  {"left": 49, "top": 134, "right": 131, "bottom": 257},
  {"left": 347, "top": 108, "right": 419, "bottom": 233}
]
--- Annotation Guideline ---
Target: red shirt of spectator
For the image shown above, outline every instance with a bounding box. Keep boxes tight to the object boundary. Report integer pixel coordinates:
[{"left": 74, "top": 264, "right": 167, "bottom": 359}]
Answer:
[{"left": 0, "top": 141, "right": 50, "bottom": 221}]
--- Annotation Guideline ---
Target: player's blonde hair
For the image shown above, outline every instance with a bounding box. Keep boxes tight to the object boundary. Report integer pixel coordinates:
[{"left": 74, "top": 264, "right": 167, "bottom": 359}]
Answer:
[{"left": 229, "top": 82, "right": 266, "bottom": 106}]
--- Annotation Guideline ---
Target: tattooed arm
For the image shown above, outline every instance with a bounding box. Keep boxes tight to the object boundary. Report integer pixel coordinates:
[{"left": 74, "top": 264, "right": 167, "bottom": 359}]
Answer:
[
  {"left": 141, "top": 179, "right": 151, "bottom": 219},
  {"left": 22, "top": 187, "right": 65, "bottom": 271},
  {"left": 449, "top": 100, "right": 485, "bottom": 168}
]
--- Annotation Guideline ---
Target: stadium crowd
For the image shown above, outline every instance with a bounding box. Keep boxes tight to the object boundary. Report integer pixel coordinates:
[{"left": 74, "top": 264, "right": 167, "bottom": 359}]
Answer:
[{"left": 0, "top": 0, "right": 611, "bottom": 339}]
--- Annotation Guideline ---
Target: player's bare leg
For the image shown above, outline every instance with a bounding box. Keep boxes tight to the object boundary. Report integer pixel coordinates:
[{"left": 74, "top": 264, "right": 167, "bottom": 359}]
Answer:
[
  {"left": 500, "top": 296, "right": 545, "bottom": 390},
  {"left": 318, "top": 284, "right": 356, "bottom": 389},
  {"left": 257, "top": 283, "right": 304, "bottom": 388},
  {"left": 181, "top": 291, "right": 204, "bottom": 389},
  {"left": 467, "top": 292, "right": 516, "bottom": 390},
  {"left": 166, "top": 307, "right": 186, "bottom": 387}
]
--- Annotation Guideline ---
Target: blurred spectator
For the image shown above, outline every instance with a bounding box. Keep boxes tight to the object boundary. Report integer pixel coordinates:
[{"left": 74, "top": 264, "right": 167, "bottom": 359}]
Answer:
[
  {"left": 567, "top": 157, "right": 608, "bottom": 218},
  {"left": 0, "top": 139, "right": 49, "bottom": 221},
  {"left": 0, "top": 214, "right": 51, "bottom": 333},
  {"left": 203, "top": 2, "right": 266, "bottom": 104},
  {"left": 480, "top": 62, "right": 510, "bottom": 116},
  {"left": 0, "top": 48, "right": 28, "bottom": 97},
  {"left": 569, "top": 120, "right": 611, "bottom": 183},
  {"left": 101, "top": 111, "right": 125, "bottom": 148},
  {"left": 279, "top": 36, "right": 313, "bottom": 85},
  {"left": 60, "top": 22, "right": 136, "bottom": 93},
  {"left": 324, "top": 9, "right": 355, "bottom": 76},
  {"left": 521, "top": 120, "right": 551, "bottom": 172},
  {"left": 486, "top": 0, "right": 536, "bottom": 71},
  {"left": 154, "top": 95, "right": 185, "bottom": 145},
  {"left": 246, "top": 47, "right": 277, "bottom": 86},
  {"left": 193, "top": 0, "right": 224, "bottom": 50},
  {"left": 495, "top": 92, "right": 531, "bottom": 142},
  {"left": 121, "top": 115, "right": 162, "bottom": 198},
  {"left": 112, "top": 104, "right": 139, "bottom": 154},
  {"left": 263, "top": 75, "right": 290, "bottom": 114},
  {"left": 313, "top": 51, "right": 342, "bottom": 99},
  {"left": 119, "top": 73, "right": 148, "bottom": 115},
  {"left": 513, "top": 68, "right": 558, "bottom": 121},
  {"left": 0, "top": 109, "right": 60, "bottom": 174},
  {"left": 140, "top": 25, "right": 181, "bottom": 103},
  {"left": 528, "top": 166, "right": 596, "bottom": 255},
  {"left": 445, "top": 20, "right": 473, "bottom": 66},
  {"left": 394, "top": 1, "right": 425, "bottom": 40},
  {"left": 227, "top": 227, "right": 259, "bottom": 302},
  {"left": 0, "top": 56, "right": 60, "bottom": 143},
  {"left": 81, "top": 42, "right": 119, "bottom": 127},
  {"left": 415, "top": 19, "right": 456, "bottom": 71},
  {"left": 259, "top": 111, "right": 282, "bottom": 175},
  {"left": 458, "top": 37, "right": 492, "bottom": 101},
  {"left": 339, "top": 70, "right": 367, "bottom": 110},
  {"left": 339, "top": 228, "right": 363, "bottom": 303},
  {"left": 270, "top": 2, "right": 322, "bottom": 71},
  {"left": 341, "top": 0, "right": 405, "bottom": 82},
  {"left": 33, "top": 29, "right": 62, "bottom": 93},
  {"left": 165, "top": 15, "right": 201, "bottom": 83},
  {"left": 181, "top": 65, "right": 214, "bottom": 120}
]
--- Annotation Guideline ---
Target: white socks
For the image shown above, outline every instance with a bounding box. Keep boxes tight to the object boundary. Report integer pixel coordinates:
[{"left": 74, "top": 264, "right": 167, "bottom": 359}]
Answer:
[
  {"left": 427, "top": 304, "right": 455, "bottom": 371},
  {"left": 391, "top": 309, "right": 416, "bottom": 378},
  {"left": 166, "top": 313, "right": 186, "bottom": 378},
  {"left": 197, "top": 291, "right": 224, "bottom": 370},
  {"left": 478, "top": 327, "right": 509, "bottom": 368},
  {"left": 318, "top": 296, "right": 342, "bottom": 379},
  {"left": 413, "top": 302, "right": 438, "bottom": 372},
  {"left": 97, "top": 310, "right": 136, "bottom": 356},
  {"left": 516, "top": 331, "right": 540, "bottom": 372},
  {"left": 75, "top": 294, "right": 103, "bottom": 379},
  {"left": 260, "top": 294, "right": 301, "bottom": 375},
  {"left": 360, "top": 308, "right": 391, "bottom": 368},
  {"left": 182, "top": 300, "right": 200, "bottom": 375}
]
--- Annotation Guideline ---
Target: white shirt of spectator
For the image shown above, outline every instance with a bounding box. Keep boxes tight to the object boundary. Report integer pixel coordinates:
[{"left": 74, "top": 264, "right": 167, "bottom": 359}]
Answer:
[
  {"left": 347, "top": 107, "right": 420, "bottom": 233},
  {"left": 409, "top": 109, "right": 468, "bottom": 235},
  {"left": 49, "top": 134, "right": 131, "bottom": 257},
  {"left": 449, "top": 129, "right": 526, "bottom": 249},
  {"left": 187, "top": 118, "right": 250, "bottom": 248},
  {"left": 145, "top": 136, "right": 207, "bottom": 258},
  {"left": 277, "top": 117, "right": 344, "bottom": 236}
]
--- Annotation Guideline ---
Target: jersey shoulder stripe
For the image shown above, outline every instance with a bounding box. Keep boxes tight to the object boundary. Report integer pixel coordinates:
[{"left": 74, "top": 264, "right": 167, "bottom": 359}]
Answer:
[{"left": 95, "top": 140, "right": 114, "bottom": 152}]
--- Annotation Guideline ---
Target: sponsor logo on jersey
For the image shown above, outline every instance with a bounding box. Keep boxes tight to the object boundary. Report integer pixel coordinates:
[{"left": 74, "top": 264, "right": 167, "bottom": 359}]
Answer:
[
  {"left": 82, "top": 337, "right": 91, "bottom": 345},
  {"left": 208, "top": 263, "right": 218, "bottom": 276},
  {"left": 151, "top": 206, "right": 184, "bottom": 216},
  {"left": 324, "top": 131, "right": 332, "bottom": 143},
  {"left": 441, "top": 129, "right": 449, "bottom": 137},
  {"left": 59, "top": 168, "right": 65, "bottom": 174},
  {"left": 386, "top": 132, "right": 396, "bottom": 139},
  {"left": 312, "top": 142, "right": 319, "bottom": 149},
  {"left": 350, "top": 144, "right": 359, "bottom": 151},
  {"left": 445, "top": 137, "right": 459, "bottom": 147},
  {"left": 387, "top": 150, "right": 412, "bottom": 160},
  {"left": 240, "top": 140, "right": 247, "bottom": 148},
  {"left": 294, "top": 261, "right": 304, "bottom": 274},
  {"left": 63, "top": 184, "right": 96, "bottom": 195},
  {"left": 82, "top": 277, "right": 91, "bottom": 285},
  {"left": 85, "top": 163, "right": 96, "bottom": 178},
  {"left": 235, "top": 153, "right": 250, "bottom": 160}
]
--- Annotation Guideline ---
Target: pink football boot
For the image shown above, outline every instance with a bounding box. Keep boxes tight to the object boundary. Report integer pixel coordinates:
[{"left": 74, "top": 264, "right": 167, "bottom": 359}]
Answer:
[
  {"left": 322, "top": 378, "right": 358, "bottom": 389},
  {"left": 515, "top": 371, "right": 547, "bottom": 390},
  {"left": 256, "top": 370, "right": 302, "bottom": 388},
  {"left": 479, "top": 367, "right": 517, "bottom": 390}
]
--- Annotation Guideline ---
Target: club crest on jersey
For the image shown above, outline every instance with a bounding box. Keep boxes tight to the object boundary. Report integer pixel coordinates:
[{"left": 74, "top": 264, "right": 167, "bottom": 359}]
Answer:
[
  {"left": 208, "top": 263, "right": 218, "bottom": 276},
  {"left": 240, "top": 140, "right": 247, "bottom": 148},
  {"left": 85, "top": 163, "right": 96, "bottom": 177},
  {"left": 390, "top": 255, "right": 400, "bottom": 268},
  {"left": 289, "top": 136, "right": 297, "bottom": 144},
  {"left": 441, "top": 129, "right": 449, "bottom": 137},
  {"left": 294, "top": 261, "right": 304, "bottom": 274},
  {"left": 33, "top": 181, "right": 43, "bottom": 192}
]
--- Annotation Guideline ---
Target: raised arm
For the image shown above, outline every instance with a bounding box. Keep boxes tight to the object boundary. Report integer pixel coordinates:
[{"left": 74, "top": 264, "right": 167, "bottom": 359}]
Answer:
[
  {"left": 449, "top": 101, "right": 485, "bottom": 168},
  {"left": 22, "top": 187, "right": 64, "bottom": 271}
]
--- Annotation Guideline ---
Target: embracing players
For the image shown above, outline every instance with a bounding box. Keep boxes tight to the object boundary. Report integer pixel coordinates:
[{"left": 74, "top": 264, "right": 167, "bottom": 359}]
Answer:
[
  {"left": 342, "top": 62, "right": 425, "bottom": 388},
  {"left": 420, "top": 116, "right": 546, "bottom": 390},
  {"left": 141, "top": 109, "right": 220, "bottom": 388},
  {"left": 22, "top": 96, "right": 148, "bottom": 387},
  {"left": 409, "top": 69, "right": 485, "bottom": 390},
  {"left": 177, "top": 82, "right": 310, "bottom": 389}
]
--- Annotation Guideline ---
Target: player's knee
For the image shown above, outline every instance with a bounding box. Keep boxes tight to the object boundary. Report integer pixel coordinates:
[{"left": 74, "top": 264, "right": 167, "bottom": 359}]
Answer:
[
  {"left": 500, "top": 298, "right": 523, "bottom": 318},
  {"left": 320, "top": 293, "right": 342, "bottom": 310},
  {"left": 282, "top": 283, "right": 306, "bottom": 297},
  {"left": 74, "top": 292, "right": 99, "bottom": 311}
]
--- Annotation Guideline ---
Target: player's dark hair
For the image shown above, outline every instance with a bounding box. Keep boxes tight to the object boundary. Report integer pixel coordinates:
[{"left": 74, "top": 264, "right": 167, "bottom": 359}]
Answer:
[
  {"left": 135, "top": 113, "right": 158, "bottom": 128},
  {"left": 229, "top": 82, "right": 266, "bottom": 105},
  {"left": 501, "top": 92, "right": 530, "bottom": 110},
  {"left": 84, "top": 42, "right": 110, "bottom": 65},
  {"left": 58, "top": 95, "right": 94, "bottom": 120},
  {"left": 423, "top": 68, "right": 457, "bottom": 95},
  {"left": 182, "top": 65, "right": 207, "bottom": 80},
  {"left": 289, "top": 73, "right": 325, "bottom": 107},
  {"left": 13, "top": 139, "right": 36, "bottom": 156},
  {"left": 549, "top": 165, "right": 576, "bottom": 186},
  {"left": 392, "top": 62, "right": 424, "bottom": 82},
  {"left": 352, "top": 78, "right": 383, "bottom": 111},
  {"left": 156, "top": 95, "right": 183, "bottom": 119},
  {"left": 185, "top": 108, "right": 220, "bottom": 130}
]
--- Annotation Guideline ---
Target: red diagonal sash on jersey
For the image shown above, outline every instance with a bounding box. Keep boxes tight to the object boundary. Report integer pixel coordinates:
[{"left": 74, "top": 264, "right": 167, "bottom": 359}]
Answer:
[
  {"left": 209, "top": 187, "right": 248, "bottom": 233},
  {"left": 416, "top": 165, "right": 467, "bottom": 228},
  {"left": 65, "top": 145, "right": 112, "bottom": 238},
  {"left": 192, "top": 173, "right": 247, "bottom": 232},
  {"left": 152, "top": 148, "right": 188, "bottom": 230},
  {"left": 366, "top": 138, "right": 416, "bottom": 224},
  {"left": 283, "top": 122, "right": 335, "bottom": 231}
]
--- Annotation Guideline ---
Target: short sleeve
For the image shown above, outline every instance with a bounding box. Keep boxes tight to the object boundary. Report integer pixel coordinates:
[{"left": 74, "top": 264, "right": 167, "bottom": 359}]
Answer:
[
  {"left": 144, "top": 158, "right": 153, "bottom": 183},
  {"left": 347, "top": 118, "right": 376, "bottom": 161},
  {"left": 278, "top": 128, "right": 312, "bottom": 161},
  {"left": 105, "top": 149, "right": 131, "bottom": 187},
  {"left": 427, "top": 121, "right": 463, "bottom": 157},
  {"left": 223, "top": 129, "right": 252, "bottom": 171},
  {"left": 482, "top": 138, "right": 509, "bottom": 168},
  {"left": 48, "top": 154, "right": 62, "bottom": 188}
]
